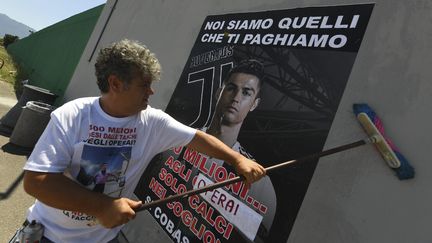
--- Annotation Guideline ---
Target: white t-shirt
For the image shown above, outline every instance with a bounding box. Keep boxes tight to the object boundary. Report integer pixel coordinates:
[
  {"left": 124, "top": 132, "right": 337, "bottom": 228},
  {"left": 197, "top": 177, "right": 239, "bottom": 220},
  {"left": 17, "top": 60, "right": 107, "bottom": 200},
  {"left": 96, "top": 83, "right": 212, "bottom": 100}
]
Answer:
[{"left": 24, "top": 97, "right": 196, "bottom": 243}]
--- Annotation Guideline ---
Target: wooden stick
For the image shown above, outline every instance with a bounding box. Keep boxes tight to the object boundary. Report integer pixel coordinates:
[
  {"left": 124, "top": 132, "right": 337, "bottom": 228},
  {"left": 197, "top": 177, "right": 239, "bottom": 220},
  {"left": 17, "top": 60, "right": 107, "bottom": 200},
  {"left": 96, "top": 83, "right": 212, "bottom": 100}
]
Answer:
[{"left": 136, "top": 139, "right": 367, "bottom": 212}]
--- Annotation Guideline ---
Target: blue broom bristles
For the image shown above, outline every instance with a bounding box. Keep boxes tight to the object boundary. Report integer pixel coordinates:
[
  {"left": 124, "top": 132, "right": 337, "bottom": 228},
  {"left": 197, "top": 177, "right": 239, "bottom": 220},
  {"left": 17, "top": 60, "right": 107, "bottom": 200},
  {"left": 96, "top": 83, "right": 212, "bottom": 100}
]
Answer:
[
  {"left": 353, "top": 103, "right": 415, "bottom": 180},
  {"left": 353, "top": 103, "right": 375, "bottom": 117},
  {"left": 393, "top": 151, "right": 415, "bottom": 180}
]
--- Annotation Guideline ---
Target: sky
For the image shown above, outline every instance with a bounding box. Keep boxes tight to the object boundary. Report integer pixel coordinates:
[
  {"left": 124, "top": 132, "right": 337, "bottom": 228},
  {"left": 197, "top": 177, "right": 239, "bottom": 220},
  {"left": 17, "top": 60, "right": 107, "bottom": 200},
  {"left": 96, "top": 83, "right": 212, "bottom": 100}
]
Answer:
[{"left": 1, "top": 0, "right": 107, "bottom": 31}]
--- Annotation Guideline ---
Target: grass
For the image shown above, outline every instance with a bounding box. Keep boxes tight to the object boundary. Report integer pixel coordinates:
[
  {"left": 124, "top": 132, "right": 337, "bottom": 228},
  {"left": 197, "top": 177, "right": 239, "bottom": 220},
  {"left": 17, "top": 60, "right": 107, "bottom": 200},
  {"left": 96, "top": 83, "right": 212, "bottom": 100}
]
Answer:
[{"left": 0, "top": 41, "right": 28, "bottom": 95}]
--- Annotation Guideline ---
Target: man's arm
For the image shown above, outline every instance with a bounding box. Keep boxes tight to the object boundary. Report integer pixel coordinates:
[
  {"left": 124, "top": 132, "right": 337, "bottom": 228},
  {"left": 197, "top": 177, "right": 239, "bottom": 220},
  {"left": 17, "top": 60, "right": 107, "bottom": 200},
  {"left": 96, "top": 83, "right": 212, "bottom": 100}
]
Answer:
[
  {"left": 187, "top": 130, "right": 265, "bottom": 186},
  {"left": 23, "top": 171, "right": 142, "bottom": 228}
]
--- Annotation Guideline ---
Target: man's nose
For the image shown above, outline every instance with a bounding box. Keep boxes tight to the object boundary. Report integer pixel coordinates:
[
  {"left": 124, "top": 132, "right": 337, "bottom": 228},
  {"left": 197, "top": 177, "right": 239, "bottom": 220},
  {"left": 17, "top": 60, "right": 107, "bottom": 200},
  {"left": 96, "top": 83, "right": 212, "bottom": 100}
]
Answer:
[{"left": 232, "top": 90, "right": 242, "bottom": 102}]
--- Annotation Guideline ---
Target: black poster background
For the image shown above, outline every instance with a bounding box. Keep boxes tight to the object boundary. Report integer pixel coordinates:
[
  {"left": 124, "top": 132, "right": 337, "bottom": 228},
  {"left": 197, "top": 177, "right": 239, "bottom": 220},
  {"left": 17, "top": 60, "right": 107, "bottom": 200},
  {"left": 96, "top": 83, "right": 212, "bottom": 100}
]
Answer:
[{"left": 135, "top": 4, "right": 373, "bottom": 243}]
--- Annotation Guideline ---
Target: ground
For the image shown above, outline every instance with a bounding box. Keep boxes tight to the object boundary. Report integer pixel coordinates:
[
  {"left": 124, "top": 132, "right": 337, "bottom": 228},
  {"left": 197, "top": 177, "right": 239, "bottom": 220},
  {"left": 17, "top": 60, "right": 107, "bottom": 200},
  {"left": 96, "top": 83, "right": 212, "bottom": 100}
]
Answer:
[{"left": 0, "top": 80, "right": 35, "bottom": 242}]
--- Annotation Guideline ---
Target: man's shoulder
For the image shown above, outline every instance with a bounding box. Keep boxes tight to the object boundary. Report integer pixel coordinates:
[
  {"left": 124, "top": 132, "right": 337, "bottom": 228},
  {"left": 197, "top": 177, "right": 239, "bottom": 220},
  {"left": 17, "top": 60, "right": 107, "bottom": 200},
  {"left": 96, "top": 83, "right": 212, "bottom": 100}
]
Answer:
[
  {"left": 67, "top": 97, "right": 98, "bottom": 106},
  {"left": 140, "top": 106, "right": 171, "bottom": 120},
  {"left": 144, "top": 105, "right": 165, "bottom": 113},
  {"left": 52, "top": 97, "right": 98, "bottom": 120},
  {"left": 56, "top": 97, "right": 97, "bottom": 111}
]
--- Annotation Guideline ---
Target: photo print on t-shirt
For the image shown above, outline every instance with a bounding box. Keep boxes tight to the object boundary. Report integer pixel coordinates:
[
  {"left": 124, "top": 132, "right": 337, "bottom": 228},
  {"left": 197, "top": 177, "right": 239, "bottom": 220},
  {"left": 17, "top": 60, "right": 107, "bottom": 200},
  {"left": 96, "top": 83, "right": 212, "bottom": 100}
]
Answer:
[{"left": 76, "top": 145, "right": 132, "bottom": 197}]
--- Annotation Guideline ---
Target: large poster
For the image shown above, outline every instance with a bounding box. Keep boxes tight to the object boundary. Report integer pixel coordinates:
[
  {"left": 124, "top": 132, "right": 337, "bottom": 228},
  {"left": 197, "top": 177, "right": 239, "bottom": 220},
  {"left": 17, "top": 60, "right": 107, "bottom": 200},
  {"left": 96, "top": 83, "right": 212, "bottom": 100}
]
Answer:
[{"left": 135, "top": 4, "right": 373, "bottom": 243}]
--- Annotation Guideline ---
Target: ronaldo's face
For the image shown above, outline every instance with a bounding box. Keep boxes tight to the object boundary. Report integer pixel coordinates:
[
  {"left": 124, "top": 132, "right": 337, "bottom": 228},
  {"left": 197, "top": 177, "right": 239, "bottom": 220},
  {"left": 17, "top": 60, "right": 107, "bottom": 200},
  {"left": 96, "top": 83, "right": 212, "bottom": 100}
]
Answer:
[{"left": 215, "top": 72, "right": 260, "bottom": 126}]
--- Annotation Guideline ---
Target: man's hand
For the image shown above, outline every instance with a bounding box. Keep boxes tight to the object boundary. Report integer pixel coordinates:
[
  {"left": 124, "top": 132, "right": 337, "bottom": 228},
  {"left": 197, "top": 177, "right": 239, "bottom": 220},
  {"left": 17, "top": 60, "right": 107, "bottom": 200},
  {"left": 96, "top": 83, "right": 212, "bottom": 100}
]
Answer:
[
  {"left": 23, "top": 171, "right": 144, "bottom": 229},
  {"left": 232, "top": 155, "right": 266, "bottom": 188},
  {"left": 96, "top": 198, "right": 143, "bottom": 228}
]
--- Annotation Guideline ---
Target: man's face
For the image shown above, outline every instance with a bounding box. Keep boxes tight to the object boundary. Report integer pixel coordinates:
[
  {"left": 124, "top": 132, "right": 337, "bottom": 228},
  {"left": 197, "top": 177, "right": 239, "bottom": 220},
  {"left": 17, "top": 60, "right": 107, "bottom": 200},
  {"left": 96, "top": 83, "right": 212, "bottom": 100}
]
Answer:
[
  {"left": 215, "top": 72, "right": 260, "bottom": 126},
  {"left": 114, "top": 73, "right": 154, "bottom": 116}
]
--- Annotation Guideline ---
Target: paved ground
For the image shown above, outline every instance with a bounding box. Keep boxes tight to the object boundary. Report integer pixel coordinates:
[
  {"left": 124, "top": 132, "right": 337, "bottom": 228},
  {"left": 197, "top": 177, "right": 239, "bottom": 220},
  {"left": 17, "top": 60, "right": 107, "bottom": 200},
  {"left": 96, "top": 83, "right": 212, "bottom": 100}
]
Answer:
[{"left": 0, "top": 80, "right": 35, "bottom": 242}]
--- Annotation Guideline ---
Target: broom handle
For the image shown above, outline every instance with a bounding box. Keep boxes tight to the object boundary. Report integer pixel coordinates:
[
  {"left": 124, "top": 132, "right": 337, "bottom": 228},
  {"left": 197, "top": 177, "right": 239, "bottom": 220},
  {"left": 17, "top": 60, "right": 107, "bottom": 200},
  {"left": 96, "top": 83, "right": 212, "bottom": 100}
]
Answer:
[{"left": 136, "top": 139, "right": 367, "bottom": 212}]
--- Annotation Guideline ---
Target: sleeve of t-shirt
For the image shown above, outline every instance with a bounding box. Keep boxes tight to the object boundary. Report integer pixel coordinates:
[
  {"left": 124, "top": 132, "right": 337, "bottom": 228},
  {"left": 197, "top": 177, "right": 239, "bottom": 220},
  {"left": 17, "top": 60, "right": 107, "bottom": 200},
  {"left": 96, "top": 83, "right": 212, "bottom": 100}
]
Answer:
[
  {"left": 23, "top": 114, "right": 73, "bottom": 173},
  {"left": 152, "top": 110, "right": 196, "bottom": 153}
]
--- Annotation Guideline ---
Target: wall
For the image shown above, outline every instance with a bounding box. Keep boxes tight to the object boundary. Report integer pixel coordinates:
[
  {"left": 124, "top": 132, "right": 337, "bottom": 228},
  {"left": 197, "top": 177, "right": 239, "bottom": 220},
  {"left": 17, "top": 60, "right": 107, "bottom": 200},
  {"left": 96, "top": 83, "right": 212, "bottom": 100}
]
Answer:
[
  {"left": 66, "top": 0, "right": 432, "bottom": 242},
  {"left": 287, "top": 1, "right": 432, "bottom": 242},
  {"left": 7, "top": 5, "right": 104, "bottom": 104}
]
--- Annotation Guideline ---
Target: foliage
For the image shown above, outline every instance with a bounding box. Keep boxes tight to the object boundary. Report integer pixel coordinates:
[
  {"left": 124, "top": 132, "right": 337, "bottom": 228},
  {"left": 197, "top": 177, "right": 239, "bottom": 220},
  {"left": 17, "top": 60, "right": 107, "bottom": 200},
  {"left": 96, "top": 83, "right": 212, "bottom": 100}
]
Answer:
[
  {"left": 0, "top": 44, "right": 28, "bottom": 94},
  {"left": 3, "top": 34, "right": 19, "bottom": 48}
]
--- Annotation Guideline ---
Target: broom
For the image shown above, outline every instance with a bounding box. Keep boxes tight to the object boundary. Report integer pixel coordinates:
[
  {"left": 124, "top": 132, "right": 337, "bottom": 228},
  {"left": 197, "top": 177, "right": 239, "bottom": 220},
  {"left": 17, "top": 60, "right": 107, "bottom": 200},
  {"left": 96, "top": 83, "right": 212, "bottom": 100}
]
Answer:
[
  {"left": 135, "top": 103, "right": 415, "bottom": 212},
  {"left": 353, "top": 103, "right": 415, "bottom": 180}
]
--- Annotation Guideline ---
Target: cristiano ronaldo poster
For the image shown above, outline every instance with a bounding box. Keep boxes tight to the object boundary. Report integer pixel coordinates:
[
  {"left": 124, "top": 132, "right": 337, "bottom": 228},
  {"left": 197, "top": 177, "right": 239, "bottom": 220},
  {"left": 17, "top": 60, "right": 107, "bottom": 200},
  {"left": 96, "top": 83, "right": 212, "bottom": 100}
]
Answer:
[{"left": 135, "top": 3, "right": 374, "bottom": 243}]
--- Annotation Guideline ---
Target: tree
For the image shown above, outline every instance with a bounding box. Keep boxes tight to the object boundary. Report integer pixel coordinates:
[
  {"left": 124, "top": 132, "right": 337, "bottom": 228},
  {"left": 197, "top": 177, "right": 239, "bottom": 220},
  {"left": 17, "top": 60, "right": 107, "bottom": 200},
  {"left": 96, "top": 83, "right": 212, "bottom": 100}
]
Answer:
[{"left": 3, "top": 34, "right": 19, "bottom": 48}]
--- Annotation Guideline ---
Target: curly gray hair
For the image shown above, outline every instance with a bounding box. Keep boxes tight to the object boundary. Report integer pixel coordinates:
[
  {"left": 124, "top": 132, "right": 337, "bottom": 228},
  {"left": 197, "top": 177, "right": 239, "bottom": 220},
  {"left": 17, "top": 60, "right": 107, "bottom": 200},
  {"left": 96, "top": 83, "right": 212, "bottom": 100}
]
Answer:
[{"left": 95, "top": 39, "right": 161, "bottom": 93}]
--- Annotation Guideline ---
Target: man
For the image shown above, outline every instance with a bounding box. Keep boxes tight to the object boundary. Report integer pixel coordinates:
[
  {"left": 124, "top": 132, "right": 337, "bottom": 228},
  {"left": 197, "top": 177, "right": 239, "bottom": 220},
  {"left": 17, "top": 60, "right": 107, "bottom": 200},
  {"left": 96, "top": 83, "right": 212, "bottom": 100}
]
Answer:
[
  {"left": 205, "top": 59, "right": 277, "bottom": 242},
  {"left": 92, "top": 163, "right": 114, "bottom": 193},
  {"left": 22, "top": 39, "right": 265, "bottom": 243},
  {"left": 207, "top": 59, "right": 263, "bottom": 148}
]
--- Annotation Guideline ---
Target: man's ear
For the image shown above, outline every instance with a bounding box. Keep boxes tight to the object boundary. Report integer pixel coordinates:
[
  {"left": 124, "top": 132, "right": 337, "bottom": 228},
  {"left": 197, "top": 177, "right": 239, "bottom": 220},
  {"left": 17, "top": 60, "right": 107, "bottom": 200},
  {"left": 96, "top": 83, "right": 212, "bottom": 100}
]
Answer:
[
  {"left": 107, "top": 74, "right": 123, "bottom": 93},
  {"left": 250, "top": 97, "right": 260, "bottom": 112}
]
